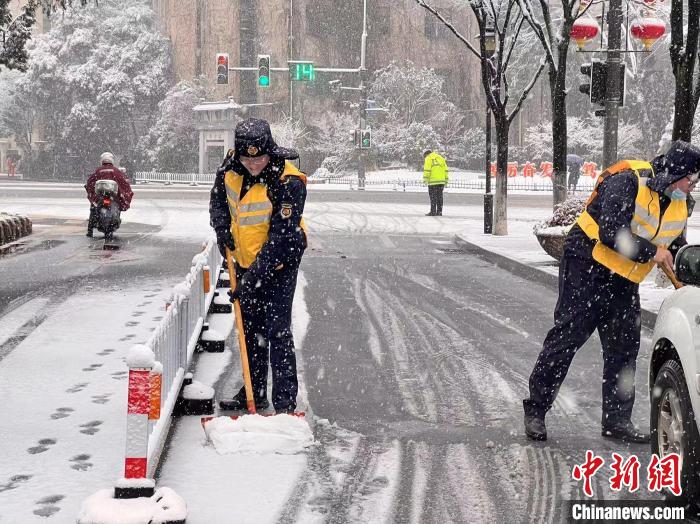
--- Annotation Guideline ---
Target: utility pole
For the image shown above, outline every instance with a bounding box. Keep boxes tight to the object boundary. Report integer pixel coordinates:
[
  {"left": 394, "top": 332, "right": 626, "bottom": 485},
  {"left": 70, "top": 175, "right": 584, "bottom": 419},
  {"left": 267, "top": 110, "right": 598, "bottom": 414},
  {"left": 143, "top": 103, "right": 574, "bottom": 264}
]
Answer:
[
  {"left": 602, "top": 0, "right": 623, "bottom": 168},
  {"left": 288, "top": 0, "right": 294, "bottom": 118},
  {"left": 358, "top": 0, "right": 368, "bottom": 190}
]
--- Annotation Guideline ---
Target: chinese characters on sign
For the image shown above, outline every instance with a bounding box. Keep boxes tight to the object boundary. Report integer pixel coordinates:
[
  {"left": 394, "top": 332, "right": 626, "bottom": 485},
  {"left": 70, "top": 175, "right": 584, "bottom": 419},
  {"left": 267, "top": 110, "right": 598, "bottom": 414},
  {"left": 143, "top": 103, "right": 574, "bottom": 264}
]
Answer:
[{"left": 572, "top": 452, "right": 681, "bottom": 497}]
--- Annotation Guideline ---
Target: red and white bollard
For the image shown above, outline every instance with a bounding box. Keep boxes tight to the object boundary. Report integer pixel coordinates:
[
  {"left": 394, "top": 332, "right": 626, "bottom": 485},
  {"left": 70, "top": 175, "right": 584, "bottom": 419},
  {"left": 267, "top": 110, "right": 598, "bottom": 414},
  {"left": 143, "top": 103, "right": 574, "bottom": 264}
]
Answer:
[{"left": 115, "top": 345, "right": 156, "bottom": 499}]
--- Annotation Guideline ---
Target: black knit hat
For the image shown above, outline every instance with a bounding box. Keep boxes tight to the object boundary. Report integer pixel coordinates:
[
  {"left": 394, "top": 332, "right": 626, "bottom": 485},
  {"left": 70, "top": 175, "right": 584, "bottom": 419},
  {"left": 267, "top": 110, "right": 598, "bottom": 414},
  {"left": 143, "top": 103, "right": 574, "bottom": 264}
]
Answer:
[{"left": 234, "top": 118, "right": 299, "bottom": 160}]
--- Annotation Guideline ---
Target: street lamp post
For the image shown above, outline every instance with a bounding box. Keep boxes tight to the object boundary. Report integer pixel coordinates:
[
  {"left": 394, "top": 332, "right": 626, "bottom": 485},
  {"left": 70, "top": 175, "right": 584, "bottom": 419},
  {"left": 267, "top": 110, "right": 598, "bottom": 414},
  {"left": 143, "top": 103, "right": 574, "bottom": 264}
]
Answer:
[
  {"left": 483, "top": 26, "right": 496, "bottom": 234},
  {"left": 357, "top": 0, "right": 368, "bottom": 190}
]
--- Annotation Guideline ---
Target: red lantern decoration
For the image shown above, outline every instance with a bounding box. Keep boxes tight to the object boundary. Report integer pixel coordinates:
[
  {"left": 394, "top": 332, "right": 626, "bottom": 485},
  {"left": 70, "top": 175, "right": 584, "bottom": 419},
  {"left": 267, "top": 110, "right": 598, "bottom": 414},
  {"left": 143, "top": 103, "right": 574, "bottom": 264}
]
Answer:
[
  {"left": 631, "top": 17, "right": 666, "bottom": 50},
  {"left": 570, "top": 18, "right": 600, "bottom": 50}
]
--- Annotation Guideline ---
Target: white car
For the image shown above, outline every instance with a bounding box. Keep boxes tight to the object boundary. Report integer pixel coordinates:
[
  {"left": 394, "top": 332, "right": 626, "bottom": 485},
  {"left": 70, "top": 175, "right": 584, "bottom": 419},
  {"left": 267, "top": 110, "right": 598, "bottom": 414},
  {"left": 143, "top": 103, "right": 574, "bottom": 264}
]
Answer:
[{"left": 650, "top": 244, "right": 700, "bottom": 502}]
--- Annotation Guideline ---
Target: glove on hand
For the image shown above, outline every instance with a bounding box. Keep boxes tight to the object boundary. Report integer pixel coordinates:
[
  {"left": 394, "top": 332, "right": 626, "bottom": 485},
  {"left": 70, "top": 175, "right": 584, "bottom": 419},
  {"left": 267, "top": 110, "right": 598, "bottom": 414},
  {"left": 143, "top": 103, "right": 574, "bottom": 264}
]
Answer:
[{"left": 216, "top": 228, "right": 234, "bottom": 259}]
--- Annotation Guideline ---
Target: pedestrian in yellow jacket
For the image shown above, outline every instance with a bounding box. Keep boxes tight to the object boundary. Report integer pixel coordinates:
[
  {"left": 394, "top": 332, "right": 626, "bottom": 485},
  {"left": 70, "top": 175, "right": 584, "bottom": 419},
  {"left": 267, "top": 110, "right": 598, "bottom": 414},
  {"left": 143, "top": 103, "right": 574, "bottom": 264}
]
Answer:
[{"left": 423, "top": 150, "right": 448, "bottom": 216}]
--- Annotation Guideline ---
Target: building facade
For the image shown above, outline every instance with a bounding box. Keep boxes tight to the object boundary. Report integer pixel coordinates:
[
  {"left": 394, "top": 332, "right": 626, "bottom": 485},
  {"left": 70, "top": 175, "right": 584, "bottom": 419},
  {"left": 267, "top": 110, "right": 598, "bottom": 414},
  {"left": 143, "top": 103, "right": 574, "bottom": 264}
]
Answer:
[{"left": 149, "top": 1, "right": 487, "bottom": 119}]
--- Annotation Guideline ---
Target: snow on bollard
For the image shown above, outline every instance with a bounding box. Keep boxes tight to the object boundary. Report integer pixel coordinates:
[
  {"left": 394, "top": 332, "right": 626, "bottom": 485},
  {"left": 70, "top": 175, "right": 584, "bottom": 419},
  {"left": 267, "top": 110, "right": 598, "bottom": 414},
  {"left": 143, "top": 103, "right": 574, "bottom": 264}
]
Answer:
[
  {"left": 77, "top": 348, "right": 187, "bottom": 524},
  {"left": 119, "top": 345, "right": 155, "bottom": 498}
]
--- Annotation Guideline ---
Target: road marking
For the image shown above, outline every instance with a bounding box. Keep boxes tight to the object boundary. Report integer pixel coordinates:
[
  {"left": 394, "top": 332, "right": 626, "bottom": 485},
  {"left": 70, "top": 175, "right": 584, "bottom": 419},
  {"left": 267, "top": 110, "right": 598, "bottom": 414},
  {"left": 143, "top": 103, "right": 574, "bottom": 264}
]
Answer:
[{"left": 378, "top": 235, "right": 396, "bottom": 249}]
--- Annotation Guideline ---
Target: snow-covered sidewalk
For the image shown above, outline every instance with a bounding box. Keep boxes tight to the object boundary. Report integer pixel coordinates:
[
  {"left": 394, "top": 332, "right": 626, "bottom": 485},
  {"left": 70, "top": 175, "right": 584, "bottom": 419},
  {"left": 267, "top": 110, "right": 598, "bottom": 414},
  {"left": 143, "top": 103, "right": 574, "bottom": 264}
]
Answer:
[
  {"left": 0, "top": 282, "right": 174, "bottom": 521},
  {"left": 453, "top": 214, "right": 700, "bottom": 317}
]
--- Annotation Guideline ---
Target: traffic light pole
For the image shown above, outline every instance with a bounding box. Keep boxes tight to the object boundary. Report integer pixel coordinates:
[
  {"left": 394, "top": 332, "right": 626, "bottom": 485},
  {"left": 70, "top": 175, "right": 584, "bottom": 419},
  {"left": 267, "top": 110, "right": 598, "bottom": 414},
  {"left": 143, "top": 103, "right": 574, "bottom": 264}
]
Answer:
[{"left": 602, "top": 0, "right": 623, "bottom": 168}]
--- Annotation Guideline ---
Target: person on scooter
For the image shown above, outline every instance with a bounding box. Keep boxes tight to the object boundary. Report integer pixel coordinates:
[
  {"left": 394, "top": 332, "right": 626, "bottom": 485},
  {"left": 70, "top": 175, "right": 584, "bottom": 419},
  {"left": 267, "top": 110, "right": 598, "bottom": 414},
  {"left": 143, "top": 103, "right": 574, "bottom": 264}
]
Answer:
[{"left": 85, "top": 152, "right": 133, "bottom": 237}]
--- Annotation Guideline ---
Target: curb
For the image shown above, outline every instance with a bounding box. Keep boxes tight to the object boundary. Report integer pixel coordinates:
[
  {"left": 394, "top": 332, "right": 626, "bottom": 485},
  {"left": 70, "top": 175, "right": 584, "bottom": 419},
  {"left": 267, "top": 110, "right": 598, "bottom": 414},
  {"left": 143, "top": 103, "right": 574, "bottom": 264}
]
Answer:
[{"left": 453, "top": 234, "right": 659, "bottom": 329}]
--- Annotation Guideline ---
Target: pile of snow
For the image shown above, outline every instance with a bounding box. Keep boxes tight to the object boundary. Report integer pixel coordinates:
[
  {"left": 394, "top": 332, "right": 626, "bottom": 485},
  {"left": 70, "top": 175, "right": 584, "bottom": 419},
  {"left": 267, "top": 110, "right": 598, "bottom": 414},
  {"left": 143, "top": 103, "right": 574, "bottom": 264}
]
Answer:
[
  {"left": 204, "top": 414, "right": 314, "bottom": 455},
  {"left": 77, "top": 487, "right": 186, "bottom": 524},
  {"left": 183, "top": 380, "right": 214, "bottom": 400}
]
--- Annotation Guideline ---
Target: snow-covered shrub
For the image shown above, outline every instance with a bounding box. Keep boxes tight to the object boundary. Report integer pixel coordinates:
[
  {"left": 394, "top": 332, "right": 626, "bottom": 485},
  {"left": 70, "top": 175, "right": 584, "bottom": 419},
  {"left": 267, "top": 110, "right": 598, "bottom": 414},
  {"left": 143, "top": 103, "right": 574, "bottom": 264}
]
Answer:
[
  {"left": 445, "top": 126, "right": 485, "bottom": 169},
  {"left": 307, "top": 112, "right": 355, "bottom": 173},
  {"left": 534, "top": 196, "right": 587, "bottom": 235}
]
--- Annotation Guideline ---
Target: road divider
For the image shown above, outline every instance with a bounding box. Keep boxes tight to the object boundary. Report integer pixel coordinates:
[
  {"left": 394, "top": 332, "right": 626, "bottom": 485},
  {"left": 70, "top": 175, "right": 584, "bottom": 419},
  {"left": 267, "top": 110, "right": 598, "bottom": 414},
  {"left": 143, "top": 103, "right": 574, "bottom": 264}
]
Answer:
[{"left": 78, "top": 237, "right": 221, "bottom": 523}]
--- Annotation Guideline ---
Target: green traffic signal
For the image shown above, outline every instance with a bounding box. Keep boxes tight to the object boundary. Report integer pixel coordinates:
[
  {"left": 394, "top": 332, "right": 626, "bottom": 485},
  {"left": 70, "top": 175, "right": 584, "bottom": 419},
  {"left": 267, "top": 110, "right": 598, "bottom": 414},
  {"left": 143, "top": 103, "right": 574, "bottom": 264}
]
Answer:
[{"left": 257, "top": 54, "right": 271, "bottom": 88}]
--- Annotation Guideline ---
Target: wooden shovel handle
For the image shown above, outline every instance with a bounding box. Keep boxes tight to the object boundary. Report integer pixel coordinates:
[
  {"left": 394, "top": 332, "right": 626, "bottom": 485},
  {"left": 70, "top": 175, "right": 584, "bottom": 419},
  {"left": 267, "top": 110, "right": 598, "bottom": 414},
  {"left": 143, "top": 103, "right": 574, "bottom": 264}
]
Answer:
[
  {"left": 225, "top": 248, "right": 256, "bottom": 415},
  {"left": 661, "top": 264, "right": 684, "bottom": 290}
]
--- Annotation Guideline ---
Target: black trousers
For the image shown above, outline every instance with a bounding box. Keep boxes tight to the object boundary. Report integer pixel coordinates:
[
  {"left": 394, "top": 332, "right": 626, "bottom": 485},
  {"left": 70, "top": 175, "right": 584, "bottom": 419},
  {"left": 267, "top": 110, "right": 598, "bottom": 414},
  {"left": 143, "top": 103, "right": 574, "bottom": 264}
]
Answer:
[
  {"left": 523, "top": 256, "right": 641, "bottom": 427},
  {"left": 236, "top": 258, "right": 301, "bottom": 411},
  {"left": 87, "top": 205, "right": 99, "bottom": 231},
  {"left": 428, "top": 184, "right": 445, "bottom": 215}
]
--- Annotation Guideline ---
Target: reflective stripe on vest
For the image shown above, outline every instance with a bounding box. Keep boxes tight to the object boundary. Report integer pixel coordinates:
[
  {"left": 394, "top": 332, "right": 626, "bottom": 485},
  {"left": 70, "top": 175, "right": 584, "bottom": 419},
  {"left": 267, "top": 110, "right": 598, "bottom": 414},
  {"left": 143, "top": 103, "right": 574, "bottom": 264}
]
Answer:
[
  {"left": 575, "top": 162, "right": 687, "bottom": 283},
  {"left": 224, "top": 161, "right": 308, "bottom": 268}
]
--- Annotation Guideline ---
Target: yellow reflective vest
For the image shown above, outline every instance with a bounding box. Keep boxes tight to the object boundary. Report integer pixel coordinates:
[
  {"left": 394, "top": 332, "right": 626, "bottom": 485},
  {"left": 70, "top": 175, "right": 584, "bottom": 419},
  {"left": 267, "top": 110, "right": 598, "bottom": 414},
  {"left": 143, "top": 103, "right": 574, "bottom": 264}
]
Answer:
[
  {"left": 576, "top": 160, "right": 688, "bottom": 283},
  {"left": 423, "top": 152, "right": 449, "bottom": 185},
  {"left": 224, "top": 161, "right": 308, "bottom": 269}
]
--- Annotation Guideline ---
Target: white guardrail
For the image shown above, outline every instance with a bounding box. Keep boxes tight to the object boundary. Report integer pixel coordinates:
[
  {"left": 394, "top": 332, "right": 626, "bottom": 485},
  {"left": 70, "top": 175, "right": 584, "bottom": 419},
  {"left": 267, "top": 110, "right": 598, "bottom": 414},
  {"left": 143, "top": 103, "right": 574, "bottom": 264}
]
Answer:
[
  {"left": 135, "top": 172, "right": 215, "bottom": 185},
  {"left": 142, "top": 236, "right": 221, "bottom": 477}
]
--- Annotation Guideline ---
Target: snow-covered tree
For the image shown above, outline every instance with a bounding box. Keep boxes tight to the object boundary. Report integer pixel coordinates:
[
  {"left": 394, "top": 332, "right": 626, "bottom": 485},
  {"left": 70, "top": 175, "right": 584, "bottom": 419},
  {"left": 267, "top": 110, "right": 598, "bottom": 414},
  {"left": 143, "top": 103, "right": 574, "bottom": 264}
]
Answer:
[
  {"left": 271, "top": 117, "right": 309, "bottom": 151},
  {"left": 369, "top": 60, "right": 463, "bottom": 166},
  {"left": 0, "top": 0, "right": 89, "bottom": 71},
  {"left": 1, "top": 0, "right": 172, "bottom": 178},
  {"left": 524, "top": 116, "right": 644, "bottom": 164},
  {"left": 306, "top": 111, "right": 356, "bottom": 175},
  {"left": 142, "top": 80, "right": 207, "bottom": 173}
]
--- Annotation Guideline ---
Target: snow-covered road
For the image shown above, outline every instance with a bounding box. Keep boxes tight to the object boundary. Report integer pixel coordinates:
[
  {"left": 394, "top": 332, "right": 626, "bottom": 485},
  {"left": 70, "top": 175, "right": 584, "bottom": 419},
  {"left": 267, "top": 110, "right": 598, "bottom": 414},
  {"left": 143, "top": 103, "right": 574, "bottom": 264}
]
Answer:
[{"left": 1, "top": 187, "right": 696, "bottom": 523}]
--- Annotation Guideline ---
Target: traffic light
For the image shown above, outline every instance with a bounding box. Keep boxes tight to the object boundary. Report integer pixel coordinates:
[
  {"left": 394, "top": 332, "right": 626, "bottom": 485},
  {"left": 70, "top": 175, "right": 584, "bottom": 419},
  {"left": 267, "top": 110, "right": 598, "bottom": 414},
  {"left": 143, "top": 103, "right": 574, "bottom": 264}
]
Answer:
[
  {"left": 579, "top": 60, "right": 625, "bottom": 107},
  {"left": 360, "top": 129, "right": 371, "bottom": 149},
  {"left": 216, "top": 53, "right": 229, "bottom": 85},
  {"left": 257, "top": 54, "right": 270, "bottom": 87}
]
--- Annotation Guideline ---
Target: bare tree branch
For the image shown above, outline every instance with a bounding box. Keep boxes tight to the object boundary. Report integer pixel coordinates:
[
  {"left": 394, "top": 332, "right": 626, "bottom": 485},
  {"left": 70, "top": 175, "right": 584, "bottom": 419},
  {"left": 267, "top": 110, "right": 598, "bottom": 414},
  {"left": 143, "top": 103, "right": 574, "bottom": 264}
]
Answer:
[
  {"left": 413, "top": 0, "right": 481, "bottom": 59},
  {"left": 508, "top": 60, "right": 546, "bottom": 123}
]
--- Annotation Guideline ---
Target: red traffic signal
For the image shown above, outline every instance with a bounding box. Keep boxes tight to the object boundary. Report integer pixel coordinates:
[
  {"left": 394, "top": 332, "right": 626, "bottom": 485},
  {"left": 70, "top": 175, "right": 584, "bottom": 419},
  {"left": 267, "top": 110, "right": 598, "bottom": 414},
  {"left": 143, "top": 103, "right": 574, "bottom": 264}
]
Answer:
[{"left": 216, "top": 53, "right": 229, "bottom": 85}]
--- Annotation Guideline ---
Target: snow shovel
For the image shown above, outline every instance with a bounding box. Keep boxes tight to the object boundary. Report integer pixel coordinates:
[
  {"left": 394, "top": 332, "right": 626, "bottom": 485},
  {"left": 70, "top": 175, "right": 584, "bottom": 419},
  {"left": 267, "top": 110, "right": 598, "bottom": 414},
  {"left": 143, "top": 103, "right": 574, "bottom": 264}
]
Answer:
[{"left": 660, "top": 263, "right": 684, "bottom": 290}]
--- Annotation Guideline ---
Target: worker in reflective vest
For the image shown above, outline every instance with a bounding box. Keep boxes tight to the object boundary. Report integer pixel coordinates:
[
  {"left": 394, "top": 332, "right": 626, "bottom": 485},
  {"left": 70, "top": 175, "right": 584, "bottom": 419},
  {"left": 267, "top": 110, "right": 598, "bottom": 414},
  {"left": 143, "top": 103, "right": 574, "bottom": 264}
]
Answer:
[
  {"left": 423, "top": 150, "right": 449, "bottom": 216},
  {"left": 523, "top": 141, "right": 700, "bottom": 443},
  {"left": 209, "top": 118, "right": 308, "bottom": 414}
]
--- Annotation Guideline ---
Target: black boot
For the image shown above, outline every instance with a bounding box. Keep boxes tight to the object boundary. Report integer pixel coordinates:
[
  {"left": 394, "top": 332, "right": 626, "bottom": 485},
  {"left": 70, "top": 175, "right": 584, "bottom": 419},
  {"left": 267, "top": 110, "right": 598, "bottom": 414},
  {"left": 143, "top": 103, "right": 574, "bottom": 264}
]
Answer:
[
  {"left": 86, "top": 229, "right": 93, "bottom": 237},
  {"left": 524, "top": 413, "right": 547, "bottom": 441},
  {"left": 602, "top": 421, "right": 649, "bottom": 443},
  {"left": 219, "top": 388, "right": 269, "bottom": 412}
]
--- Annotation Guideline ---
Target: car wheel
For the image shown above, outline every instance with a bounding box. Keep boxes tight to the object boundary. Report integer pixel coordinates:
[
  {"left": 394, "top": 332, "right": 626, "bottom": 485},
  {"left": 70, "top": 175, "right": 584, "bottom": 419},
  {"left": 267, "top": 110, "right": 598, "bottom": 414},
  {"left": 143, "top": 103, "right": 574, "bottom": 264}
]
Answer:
[{"left": 651, "top": 359, "right": 700, "bottom": 503}]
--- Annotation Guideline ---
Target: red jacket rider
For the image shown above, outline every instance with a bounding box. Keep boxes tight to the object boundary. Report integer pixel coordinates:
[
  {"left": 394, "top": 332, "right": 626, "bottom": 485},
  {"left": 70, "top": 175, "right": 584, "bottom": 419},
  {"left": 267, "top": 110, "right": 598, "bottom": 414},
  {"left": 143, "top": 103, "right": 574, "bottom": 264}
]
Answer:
[{"left": 85, "top": 152, "right": 133, "bottom": 211}]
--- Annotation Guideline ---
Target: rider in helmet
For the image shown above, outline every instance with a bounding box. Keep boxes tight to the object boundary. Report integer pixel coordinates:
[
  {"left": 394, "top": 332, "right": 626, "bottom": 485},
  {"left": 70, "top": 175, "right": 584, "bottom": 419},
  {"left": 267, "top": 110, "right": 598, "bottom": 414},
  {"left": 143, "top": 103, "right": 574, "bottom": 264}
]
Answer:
[{"left": 85, "top": 152, "right": 134, "bottom": 237}]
